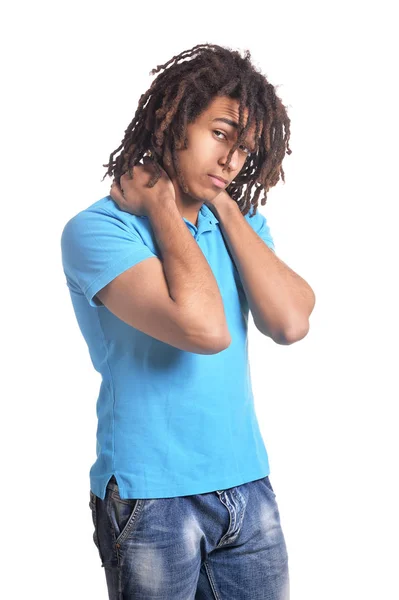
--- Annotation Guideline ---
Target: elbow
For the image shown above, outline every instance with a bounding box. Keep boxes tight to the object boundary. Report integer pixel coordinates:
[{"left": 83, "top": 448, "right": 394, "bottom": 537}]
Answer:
[
  {"left": 202, "top": 329, "right": 232, "bottom": 354},
  {"left": 276, "top": 321, "right": 310, "bottom": 345},
  {"left": 194, "top": 326, "right": 232, "bottom": 355}
]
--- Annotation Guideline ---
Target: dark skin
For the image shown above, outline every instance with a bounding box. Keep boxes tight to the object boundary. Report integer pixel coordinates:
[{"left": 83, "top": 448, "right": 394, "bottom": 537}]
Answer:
[
  {"left": 110, "top": 96, "right": 256, "bottom": 226},
  {"left": 109, "top": 96, "right": 315, "bottom": 343}
]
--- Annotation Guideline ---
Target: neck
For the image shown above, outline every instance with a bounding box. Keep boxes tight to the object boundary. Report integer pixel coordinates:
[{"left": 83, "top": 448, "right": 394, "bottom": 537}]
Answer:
[
  {"left": 172, "top": 181, "right": 203, "bottom": 227},
  {"left": 162, "top": 161, "right": 203, "bottom": 227}
]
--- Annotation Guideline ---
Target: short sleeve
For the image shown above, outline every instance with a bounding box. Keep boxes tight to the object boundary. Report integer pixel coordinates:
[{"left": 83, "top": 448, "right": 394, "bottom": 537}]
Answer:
[
  {"left": 61, "top": 207, "right": 157, "bottom": 307},
  {"left": 245, "top": 206, "right": 276, "bottom": 253}
]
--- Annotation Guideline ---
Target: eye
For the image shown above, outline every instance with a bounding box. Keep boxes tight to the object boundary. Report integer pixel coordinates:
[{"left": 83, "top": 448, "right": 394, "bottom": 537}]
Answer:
[
  {"left": 213, "top": 130, "right": 251, "bottom": 155},
  {"left": 213, "top": 129, "right": 226, "bottom": 140}
]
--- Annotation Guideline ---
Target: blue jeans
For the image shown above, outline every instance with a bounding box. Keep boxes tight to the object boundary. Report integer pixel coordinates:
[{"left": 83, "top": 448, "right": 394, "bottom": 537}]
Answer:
[{"left": 89, "top": 475, "right": 290, "bottom": 599}]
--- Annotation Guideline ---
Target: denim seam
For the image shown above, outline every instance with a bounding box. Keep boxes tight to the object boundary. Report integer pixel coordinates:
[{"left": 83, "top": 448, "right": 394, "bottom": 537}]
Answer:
[
  {"left": 113, "top": 499, "right": 146, "bottom": 547},
  {"left": 91, "top": 495, "right": 106, "bottom": 567},
  {"left": 216, "top": 493, "right": 233, "bottom": 547},
  {"left": 232, "top": 487, "right": 246, "bottom": 533},
  {"left": 203, "top": 560, "right": 221, "bottom": 600},
  {"left": 217, "top": 491, "right": 244, "bottom": 547},
  {"left": 224, "top": 494, "right": 237, "bottom": 532}
]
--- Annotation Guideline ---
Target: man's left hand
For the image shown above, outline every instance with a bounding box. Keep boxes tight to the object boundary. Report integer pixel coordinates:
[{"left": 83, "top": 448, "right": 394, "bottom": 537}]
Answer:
[{"left": 204, "top": 190, "right": 233, "bottom": 218}]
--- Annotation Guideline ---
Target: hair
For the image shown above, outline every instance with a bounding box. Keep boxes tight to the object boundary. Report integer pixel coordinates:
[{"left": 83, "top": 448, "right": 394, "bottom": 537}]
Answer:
[{"left": 102, "top": 43, "right": 292, "bottom": 217}]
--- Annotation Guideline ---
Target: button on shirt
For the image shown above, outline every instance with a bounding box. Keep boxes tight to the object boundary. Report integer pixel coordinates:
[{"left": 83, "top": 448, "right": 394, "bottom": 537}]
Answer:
[{"left": 61, "top": 196, "right": 275, "bottom": 500}]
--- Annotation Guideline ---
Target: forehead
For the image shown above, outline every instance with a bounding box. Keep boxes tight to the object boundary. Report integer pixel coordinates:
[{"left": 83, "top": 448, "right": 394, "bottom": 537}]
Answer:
[{"left": 200, "top": 95, "right": 256, "bottom": 139}]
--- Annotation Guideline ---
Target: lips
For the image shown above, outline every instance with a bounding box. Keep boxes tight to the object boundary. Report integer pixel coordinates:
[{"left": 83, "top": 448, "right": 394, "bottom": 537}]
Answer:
[
  {"left": 208, "top": 174, "right": 228, "bottom": 184},
  {"left": 208, "top": 175, "right": 227, "bottom": 189}
]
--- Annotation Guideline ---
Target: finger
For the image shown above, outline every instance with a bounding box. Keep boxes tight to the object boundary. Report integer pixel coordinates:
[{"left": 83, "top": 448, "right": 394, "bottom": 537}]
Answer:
[
  {"left": 110, "top": 180, "right": 125, "bottom": 203},
  {"left": 111, "top": 180, "right": 122, "bottom": 194}
]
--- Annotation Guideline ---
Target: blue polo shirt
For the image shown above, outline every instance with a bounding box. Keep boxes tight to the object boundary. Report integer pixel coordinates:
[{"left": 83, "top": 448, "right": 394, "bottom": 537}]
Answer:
[{"left": 60, "top": 195, "right": 275, "bottom": 500}]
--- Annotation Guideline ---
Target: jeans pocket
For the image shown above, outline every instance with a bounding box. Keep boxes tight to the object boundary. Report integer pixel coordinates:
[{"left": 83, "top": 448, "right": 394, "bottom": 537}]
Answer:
[
  {"left": 89, "top": 490, "right": 106, "bottom": 565},
  {"left": 108, "top": 487, "right": 145, "bottom": 547}
]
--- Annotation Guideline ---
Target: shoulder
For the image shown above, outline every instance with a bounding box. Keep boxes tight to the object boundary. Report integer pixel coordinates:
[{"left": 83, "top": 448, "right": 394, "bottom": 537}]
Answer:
[
  {"left": 61, "top": 195, "right": 144, "bottom": 242},
  {"left": 243, "top": 203, "right": 268, "bottom": 225},
  {"left": 243, "top": 204, "right": 275, "bottom": 253}
]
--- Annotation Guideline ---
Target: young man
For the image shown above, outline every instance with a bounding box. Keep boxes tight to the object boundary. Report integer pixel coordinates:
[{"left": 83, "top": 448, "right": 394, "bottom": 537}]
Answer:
[{"left": 61, "top": 43, "right": 315, "bottom": 599}]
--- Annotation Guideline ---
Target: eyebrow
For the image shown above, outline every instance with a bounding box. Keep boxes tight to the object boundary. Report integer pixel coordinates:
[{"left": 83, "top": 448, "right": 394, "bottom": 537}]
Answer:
[
  {"left": 212, "top": 117, "right": 238, "bottom": 129},
  {"left": 212, "top": 118, "right": 256, "bottom": 151}
]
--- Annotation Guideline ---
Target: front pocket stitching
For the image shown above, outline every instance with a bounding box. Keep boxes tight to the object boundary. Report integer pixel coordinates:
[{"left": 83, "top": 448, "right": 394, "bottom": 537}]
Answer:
[{"left": 111, "top": 497, "right": 146, "bottom": 547}]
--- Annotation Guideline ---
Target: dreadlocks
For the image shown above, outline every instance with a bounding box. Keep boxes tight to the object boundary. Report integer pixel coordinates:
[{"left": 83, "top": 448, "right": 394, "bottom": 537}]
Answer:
[{"left": 102, "top": 43, "right": 292, "bottom": 217}]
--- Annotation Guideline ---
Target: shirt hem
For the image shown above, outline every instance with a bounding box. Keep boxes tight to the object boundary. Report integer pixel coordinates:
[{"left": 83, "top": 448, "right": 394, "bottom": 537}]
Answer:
[{"left": 90, "top": 469, "right": 271, "bottom": 501}]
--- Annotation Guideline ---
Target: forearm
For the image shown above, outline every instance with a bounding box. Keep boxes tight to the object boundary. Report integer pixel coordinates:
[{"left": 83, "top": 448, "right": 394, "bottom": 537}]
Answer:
[
  {"left": 215, "top": 200, "right": 316, "bottom": 343},
  {"left": 147, "top": 197, "right": 230, "bottom": 340}
]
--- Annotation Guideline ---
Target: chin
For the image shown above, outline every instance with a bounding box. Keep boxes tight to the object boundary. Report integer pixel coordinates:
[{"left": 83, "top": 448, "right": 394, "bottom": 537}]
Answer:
[{"left": 184, "top": 185, "right": 210, "bottom": 203}]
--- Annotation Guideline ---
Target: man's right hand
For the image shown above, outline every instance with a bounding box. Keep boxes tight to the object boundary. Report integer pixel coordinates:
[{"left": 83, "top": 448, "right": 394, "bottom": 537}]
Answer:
[{"left": 110, "top": 157, "right": 176, "bottom": 217}]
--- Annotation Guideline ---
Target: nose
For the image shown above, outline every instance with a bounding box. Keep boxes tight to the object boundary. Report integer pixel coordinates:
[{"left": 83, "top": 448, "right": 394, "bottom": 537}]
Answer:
[{"left": 219, "top": 147, "right": 240, "bottom": 173}]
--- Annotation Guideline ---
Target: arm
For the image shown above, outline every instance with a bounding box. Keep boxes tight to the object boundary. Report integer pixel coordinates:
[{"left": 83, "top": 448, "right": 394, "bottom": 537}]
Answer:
[
  {"left": 98, "top": 175, "right": 231, "bottom": 354},
  {"left": 210, "top": 194, "right": 316, "bottom": 345},
  {"left": 145, "top": 196, "right": 231, "bottom": 348}
]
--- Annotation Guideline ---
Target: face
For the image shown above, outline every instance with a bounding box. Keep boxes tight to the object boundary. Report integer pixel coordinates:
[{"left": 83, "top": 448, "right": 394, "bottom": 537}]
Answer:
[{"left": 163, "top": 95, "right": 257, "bottom": 211}]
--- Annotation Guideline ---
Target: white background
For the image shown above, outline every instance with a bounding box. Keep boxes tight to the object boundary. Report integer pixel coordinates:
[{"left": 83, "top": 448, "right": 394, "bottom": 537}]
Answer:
[{"left": 2, "top": 1, "right": 398, "bottom": 598}]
